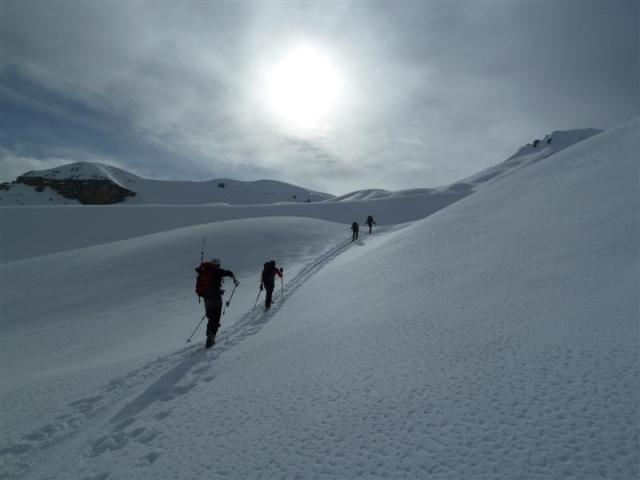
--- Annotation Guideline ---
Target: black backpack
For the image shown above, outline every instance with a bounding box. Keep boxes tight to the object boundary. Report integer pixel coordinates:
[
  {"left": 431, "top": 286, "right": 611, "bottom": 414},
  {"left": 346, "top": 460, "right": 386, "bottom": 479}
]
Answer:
[{"left": 262, "top": 261, "right": 278, "bottom": 284}]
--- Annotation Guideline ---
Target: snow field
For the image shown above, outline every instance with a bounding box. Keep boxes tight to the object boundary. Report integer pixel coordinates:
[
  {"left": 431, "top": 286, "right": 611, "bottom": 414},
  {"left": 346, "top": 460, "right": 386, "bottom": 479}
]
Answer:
[
  {"left": 0, "top": 119, "right": 637, "bottom": 479},
  {"left": 205, "top": 120, "right": 638, "bottom": 479},
  {"left": 0, "top": 216, "right": 350, "bottom": 477},
  {"left": 132, "top": 119, "right": 636, "bottom": 479},
  {"left": 0, "top": 190, "right": 463, "bottom": 263}
]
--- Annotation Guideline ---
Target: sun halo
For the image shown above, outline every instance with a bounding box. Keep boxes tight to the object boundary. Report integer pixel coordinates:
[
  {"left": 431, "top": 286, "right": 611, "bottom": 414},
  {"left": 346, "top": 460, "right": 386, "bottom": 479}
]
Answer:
[{"left": 263, "top": 44, "right": 343, "bottom": 135}]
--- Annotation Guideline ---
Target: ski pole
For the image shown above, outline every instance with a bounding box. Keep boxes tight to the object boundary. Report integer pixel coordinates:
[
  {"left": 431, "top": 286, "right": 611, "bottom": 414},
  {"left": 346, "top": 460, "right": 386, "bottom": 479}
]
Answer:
[
  {"left": 280, "top": 269, "right": 284, "bottom": 297},
  {"left": 222, "top": 284, "right": 237, "bottom": 316},
  {"left": 186, "top": 314, "right": 206, "bottom": 344},
  {"left": 254, "top": 288, "right": 262, "bottom": 307}
]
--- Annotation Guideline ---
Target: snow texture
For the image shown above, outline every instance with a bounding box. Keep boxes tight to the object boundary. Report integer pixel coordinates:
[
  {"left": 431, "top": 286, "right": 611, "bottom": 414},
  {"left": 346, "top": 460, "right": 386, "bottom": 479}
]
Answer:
[{"left": 0, "top": 120, "right": 637, "bottom": 479}]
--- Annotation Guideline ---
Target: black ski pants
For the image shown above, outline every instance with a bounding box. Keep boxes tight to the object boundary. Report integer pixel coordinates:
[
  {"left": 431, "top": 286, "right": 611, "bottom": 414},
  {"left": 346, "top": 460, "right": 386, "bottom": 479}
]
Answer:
[
  {"left": 204, "top": 295, "right": 223, "bottom": 338},
  {"left": 264, "top": 281, "right": 275, "bottom": 309}
]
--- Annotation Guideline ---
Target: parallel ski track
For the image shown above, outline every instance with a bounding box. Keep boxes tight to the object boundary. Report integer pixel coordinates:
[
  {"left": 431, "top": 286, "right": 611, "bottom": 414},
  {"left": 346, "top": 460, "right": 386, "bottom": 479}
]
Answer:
[{"left": 10, "top": 226, "right": 395, "bottom": 480}]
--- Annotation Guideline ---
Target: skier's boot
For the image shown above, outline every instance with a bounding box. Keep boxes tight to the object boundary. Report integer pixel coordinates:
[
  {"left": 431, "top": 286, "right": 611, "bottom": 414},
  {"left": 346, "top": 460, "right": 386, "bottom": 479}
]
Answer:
[{"left": 206, "top": 335, "right": 215, "bottom": 349}]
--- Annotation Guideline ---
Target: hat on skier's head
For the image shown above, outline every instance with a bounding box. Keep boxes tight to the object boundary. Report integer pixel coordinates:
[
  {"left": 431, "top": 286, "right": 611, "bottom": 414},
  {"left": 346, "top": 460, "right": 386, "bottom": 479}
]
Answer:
[
  {"left": 269, "top": 259, "right": 276, "bottom": 266},
  {"left": 210, "top": 258, "right": 221, "bottom": 266}
]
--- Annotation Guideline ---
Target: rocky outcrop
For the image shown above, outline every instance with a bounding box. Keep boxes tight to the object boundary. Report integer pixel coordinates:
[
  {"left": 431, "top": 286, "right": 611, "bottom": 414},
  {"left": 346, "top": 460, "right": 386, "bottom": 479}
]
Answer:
[{"left": 16, "top": 176, "right": 136, "bottom": 204}]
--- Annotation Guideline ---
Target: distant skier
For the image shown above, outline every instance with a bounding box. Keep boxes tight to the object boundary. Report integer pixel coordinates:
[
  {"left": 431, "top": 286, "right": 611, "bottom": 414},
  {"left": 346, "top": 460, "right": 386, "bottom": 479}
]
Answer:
[
  {"left": 365, "top": 215, "right": 376, "bottom": 234},
  {"left": 261, "top": 260, "right": 283, "bottom": 310},
  {"left": 195, "top": 258, "right": 239, "bottom": 348},
  {"left": 351, "top": 221, "right": 359, "bottom": 241}
]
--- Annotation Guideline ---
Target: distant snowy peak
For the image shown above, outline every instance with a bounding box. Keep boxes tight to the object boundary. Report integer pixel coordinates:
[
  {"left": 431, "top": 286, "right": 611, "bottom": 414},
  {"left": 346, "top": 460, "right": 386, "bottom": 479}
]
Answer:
[
  {"left": 20, "top": 162, "right": 141, "bottom": 187},
  {"left": 1, "top": 162, "right": 333, "bottom": 205}
]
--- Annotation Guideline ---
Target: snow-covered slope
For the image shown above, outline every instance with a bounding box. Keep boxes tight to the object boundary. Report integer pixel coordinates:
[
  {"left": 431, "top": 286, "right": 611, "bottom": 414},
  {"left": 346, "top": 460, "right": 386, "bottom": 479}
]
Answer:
[
  {"left": 326, "top": 128, "right": 602, "bottom": 201},
  {"left": 0, "top": 192, "right": 464, "bottom": 263},
  {"left": 0, "top": 162, "right": 332, "bottom": 205},
  {"left": 0, "top": 119, "right": 637, "bottom": 479},
  {"left": 433, "top": 128, "right": 603, "bottom": 195}
]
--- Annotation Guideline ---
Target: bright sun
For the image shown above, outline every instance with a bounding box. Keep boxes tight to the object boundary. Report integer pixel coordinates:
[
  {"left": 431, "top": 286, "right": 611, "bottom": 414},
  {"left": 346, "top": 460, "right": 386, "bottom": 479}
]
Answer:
[{"left": 264, "top": 45, "right": 343, "bottom": 134}]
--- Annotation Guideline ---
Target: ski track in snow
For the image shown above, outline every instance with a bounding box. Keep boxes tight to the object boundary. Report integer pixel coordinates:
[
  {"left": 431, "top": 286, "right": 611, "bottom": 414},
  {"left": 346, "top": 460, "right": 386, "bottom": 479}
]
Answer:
[{"left": 4, "top": 226, "right": 396, "bottom": 480}]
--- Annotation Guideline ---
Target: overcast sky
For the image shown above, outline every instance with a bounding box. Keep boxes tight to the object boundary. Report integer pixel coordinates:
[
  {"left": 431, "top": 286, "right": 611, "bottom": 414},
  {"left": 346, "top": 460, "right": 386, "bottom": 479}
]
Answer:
[{"left": 0, "top": 0, "right": 638, "bottom": 194}]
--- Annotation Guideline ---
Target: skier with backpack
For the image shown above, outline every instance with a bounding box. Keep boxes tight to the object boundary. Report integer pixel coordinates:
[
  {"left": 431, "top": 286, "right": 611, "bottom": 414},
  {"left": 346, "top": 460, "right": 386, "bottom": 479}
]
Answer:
[
  {"left": 351, "top": 221, "right": 359, "bottom": 241},
  {"left": 260, "top": 260, "right": 283, "bottom": 310},
  {"left": 195, "top": 258, "right": 239, "bottom": 348},
  {"left": 365, "top": 215, "right": 376, "bottom": 234}
]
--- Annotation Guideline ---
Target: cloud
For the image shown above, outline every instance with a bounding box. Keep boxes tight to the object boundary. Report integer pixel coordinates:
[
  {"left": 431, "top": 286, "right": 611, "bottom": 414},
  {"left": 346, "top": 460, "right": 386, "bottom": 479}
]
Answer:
[
  {"left": 0, "top": 0, "right": 637, "bottom": 193},
  {"left": 0, "top": 154, "right": 69, "bottom": 183}
]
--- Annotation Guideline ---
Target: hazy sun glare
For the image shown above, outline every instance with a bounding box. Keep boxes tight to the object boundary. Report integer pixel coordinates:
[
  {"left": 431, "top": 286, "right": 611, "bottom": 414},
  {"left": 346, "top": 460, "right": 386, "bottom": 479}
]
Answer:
[{"left": 263, "top": 44, "right": 343, "bottom": 135}]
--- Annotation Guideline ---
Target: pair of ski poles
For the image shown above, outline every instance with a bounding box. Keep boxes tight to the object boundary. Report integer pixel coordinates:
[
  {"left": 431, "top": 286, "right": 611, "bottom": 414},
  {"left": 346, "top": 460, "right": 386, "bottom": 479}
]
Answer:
[{"left": 186, "top": 283, "right": 237, "bottom": 344}]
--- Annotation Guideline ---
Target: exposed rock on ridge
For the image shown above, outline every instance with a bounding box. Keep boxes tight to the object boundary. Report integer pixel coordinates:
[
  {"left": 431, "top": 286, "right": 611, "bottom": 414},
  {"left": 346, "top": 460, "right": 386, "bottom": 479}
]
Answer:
[{"left": 15, "top": 175, "right": 136, "bottom": 204}]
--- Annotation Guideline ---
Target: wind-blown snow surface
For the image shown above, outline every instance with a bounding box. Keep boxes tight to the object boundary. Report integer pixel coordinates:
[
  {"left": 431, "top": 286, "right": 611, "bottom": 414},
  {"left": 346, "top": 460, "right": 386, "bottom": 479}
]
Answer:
[{"left": 1, "top": 119, "right": 638, "bottom": 479}]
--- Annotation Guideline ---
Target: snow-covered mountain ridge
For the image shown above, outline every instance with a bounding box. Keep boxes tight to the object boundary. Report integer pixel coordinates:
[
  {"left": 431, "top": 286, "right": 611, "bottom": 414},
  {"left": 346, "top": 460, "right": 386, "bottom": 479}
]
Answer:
[
  {"left": 507, "top": 128, "right": 602, "bottom": 160},
  {"left": 20, "top": 162, "right": 140, "bottom": 183},
  {"left": 330, "top": 128, "right": 602, "bottom": 201},
  {"left": 0, "top": 128, "right": 600, "bottom": 206},
  {"left": 0, "top": 162, "right": 333, "bottom": 205}
]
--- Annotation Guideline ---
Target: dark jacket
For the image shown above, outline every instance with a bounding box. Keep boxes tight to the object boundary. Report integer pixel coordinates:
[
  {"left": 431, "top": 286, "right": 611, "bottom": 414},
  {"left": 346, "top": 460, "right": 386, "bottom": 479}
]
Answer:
[{"left": 261, "top": 262, "right": 282, "bottom": 289}]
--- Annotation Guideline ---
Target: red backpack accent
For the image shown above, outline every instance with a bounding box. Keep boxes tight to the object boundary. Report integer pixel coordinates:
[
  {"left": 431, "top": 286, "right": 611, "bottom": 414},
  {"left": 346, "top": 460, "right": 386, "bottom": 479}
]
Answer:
[{"left": 195, "top": 262, "right": 215, "bottom": 297}]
